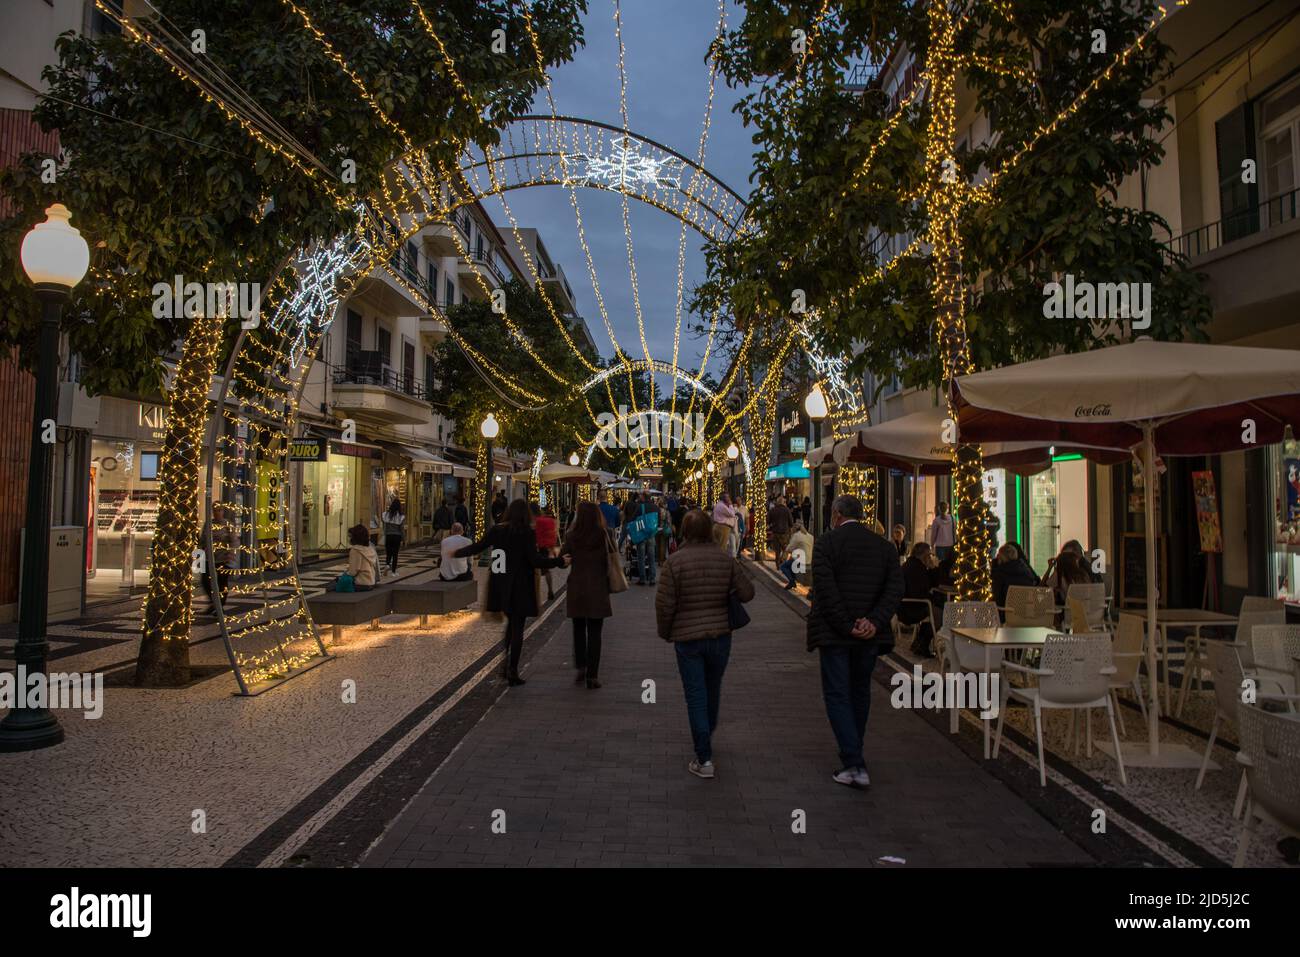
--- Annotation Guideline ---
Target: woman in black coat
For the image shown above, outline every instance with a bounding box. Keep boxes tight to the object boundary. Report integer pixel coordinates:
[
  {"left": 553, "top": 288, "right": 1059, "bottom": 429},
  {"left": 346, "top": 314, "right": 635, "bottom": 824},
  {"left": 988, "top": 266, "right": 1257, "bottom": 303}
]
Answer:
[
  {"left": 560, "top": 500, "right": 614, "bottom": 689},
  {"left": 455, "top": 498, "right": 567, "bottom": 686},
  {"left": 992, "top": 542, "right": 1041, "bottom": 608},
  {"left": 900, "top": 542, "right": 937, "bottom": 657}
]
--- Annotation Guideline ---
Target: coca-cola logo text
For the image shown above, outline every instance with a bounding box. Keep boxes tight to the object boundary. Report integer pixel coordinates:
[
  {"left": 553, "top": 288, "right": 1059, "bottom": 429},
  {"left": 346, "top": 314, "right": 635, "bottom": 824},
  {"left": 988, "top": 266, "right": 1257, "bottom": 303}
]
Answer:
[{"left": 1074, "top": 403, "right": 1112, "bottom": 418}]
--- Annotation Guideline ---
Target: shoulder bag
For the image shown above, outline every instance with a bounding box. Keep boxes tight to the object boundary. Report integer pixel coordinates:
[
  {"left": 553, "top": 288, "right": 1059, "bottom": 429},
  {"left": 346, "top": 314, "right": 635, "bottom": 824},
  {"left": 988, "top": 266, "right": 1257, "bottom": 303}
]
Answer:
[{"left": 605, "top": 531, "right": 629, "bottom": 593}]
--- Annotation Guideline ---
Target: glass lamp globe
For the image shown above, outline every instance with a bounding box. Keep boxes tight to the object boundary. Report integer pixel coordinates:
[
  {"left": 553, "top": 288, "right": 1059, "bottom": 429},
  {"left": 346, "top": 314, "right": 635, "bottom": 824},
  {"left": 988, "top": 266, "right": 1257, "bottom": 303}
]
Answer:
[
  {"left": 480, "top": 412, "right": 500, "bottom": 439},
  {"left": 726, "top": 442, "right": 739, "bottom": 460},
  {"left": 804, "top": 383, "right": 829, "bottom": 421},
  {"left": 706, "top": 461, "right": 715, "bottom": 473},
  {"left": 568, "top": 452, "right": 579, "bottom": 466},
  {"left": 21, "top": 203, "right": 90, "bottom": 290}
]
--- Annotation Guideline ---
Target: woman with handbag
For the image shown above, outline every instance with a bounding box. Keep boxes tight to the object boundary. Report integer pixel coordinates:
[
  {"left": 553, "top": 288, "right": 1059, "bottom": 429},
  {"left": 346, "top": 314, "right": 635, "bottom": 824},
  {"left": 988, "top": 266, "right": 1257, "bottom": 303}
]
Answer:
[
  {"left": 560, "top": 501, "right": 622, "bottom": 689},
  {"left": 654, "top": 508, "right": 754, "bottom": 780},
  {"left": 454, "top": 499, "right": 568, "bottom": 686},
  {"left": 331, "top": 524, "right": 378, "bottom": 592}
]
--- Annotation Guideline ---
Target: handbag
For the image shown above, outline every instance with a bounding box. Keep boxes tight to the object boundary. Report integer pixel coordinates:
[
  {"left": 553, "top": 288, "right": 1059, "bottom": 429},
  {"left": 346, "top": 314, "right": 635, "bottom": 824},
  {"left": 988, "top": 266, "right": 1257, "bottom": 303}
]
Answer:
[
  {"left": 336, "top": 573, "right": 356, "bottom": 593},
  {"left": 726, "top": 558, "right": 751, "bottom": 630},
  {"left": 605, "top": 532, "right": 629, "bottom": 593},
  {"left": 626, "top": 505, "right": 659, "bottom": 545},
  {"left": 727, "top": 590, "right": 751, "bottom": 631}
]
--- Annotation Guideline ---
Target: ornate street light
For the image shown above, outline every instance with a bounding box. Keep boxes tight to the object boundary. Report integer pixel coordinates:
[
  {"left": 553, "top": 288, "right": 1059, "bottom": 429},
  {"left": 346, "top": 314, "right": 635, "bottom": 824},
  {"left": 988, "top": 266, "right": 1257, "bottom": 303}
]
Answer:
[
  {"left": 568, "top": 452, "right": 579, "bottom": 466},
  {"left": 1, "top": 204, "right": 89, "bottom": 752},
  {"left": 479, "top": 413, "right": 499, "bottom": 529},
  {"left": 804, "top": 383, "right": 828, "bottom": 536}
]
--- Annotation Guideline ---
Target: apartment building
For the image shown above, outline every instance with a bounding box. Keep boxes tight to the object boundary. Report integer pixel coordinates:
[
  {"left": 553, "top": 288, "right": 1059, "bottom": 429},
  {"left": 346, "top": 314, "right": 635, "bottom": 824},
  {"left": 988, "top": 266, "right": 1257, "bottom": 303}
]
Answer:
[
  {"left": 292, "top": 200, "right": 532, "bottom": 560},
  {"left": 844, "top": 2, "right": 1300, "bottom": 611}
]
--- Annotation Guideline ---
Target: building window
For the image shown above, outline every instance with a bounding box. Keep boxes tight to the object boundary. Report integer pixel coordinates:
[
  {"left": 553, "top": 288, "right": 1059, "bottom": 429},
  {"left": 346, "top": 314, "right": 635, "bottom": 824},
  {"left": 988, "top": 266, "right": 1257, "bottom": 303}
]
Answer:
[
  {"left": 377, "top": 326, "right": 391, "bottom": 366},
  {"left": 445, "top": 278, "right": 455, "bottom": 307},
  {"left": 425, "top": 354, "right": 435, "bottom": 400},
  {"left": 345, "top": 309, "right": 362, "bottom": 371},
  {"left": 1258, "top": 76, "right": 1300, "bottom": 230},
  {"left": 427, "top": 261, "right": 438, "bottom": 299}
]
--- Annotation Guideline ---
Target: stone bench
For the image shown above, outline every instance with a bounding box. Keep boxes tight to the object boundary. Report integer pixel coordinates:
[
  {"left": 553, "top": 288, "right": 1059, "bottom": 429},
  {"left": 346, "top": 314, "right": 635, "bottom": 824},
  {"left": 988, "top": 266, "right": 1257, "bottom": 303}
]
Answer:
[
  {"left": 307, "top": 589, "right": 392, "bottom": 642},
  {"left": 390, "top": 578, "right": 478, "bottom": 625}
]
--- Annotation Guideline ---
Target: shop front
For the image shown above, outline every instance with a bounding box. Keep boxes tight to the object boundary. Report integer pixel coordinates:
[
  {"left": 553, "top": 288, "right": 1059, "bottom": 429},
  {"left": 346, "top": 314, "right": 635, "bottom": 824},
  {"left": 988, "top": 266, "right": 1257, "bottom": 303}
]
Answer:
[
  {"left": 85, "top": 397, "right": 179, "bottom": 604},
  {"left": 295, "top": 438, "right": 385, "bottom": 557}
]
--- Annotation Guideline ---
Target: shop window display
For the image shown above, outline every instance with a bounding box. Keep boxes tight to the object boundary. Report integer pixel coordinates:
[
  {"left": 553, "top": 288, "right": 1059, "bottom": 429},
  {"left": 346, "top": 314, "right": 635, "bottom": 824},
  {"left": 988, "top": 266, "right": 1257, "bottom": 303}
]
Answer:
[
  {"left": 1270, "top": 432, "right": 1300, "bottom": 606},
  {"left": 88, "top": 439, "right": 161, "bottom": 597}
]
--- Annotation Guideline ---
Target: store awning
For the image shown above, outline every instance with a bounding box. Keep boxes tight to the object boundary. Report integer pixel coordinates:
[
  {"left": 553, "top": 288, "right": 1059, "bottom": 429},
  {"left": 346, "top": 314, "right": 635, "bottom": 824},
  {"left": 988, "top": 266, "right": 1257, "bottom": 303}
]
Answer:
[
  {"left": 398, "top": 444, "right": 476, "bottom": 478},
  {"left": 765, "top": 458, "right": 810, "bottom": 481}
]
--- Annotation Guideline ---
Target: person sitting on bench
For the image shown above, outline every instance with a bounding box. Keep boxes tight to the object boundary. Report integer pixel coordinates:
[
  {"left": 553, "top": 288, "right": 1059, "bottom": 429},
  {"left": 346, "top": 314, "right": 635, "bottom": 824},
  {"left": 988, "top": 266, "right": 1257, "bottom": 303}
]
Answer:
[
  {"left": 439, "top": 522, "right": 474, "bottom": 582},
  {"left": 330, "top": 523, "right": 378, "bottom": 591}
]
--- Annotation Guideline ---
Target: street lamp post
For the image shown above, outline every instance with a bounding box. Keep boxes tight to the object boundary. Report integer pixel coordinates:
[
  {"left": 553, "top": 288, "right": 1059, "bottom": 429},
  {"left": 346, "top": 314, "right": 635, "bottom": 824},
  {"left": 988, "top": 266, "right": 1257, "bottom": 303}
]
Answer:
[
  {"left": 480, "top": 413, "right": 500, "bottom": 530},
  {"left": 804, "top": 383, "right": 828, "bottom": 536},
  {"left": 726, "top": 441, "right": 739, "bottom": 501},
  {"left": 1, "top": 204, "right": 90, "bottom": 752}
]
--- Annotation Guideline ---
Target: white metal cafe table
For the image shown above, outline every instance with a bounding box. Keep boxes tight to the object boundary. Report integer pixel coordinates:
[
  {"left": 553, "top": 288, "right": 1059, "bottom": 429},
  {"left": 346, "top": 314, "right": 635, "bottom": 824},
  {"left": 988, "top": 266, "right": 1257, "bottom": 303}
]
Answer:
[
  {"left": 1150, "top": 609, "right": 1238, "bottom": 716},
  {"left": 951, "top": 625, "right": 1057, "bottom": 759}
]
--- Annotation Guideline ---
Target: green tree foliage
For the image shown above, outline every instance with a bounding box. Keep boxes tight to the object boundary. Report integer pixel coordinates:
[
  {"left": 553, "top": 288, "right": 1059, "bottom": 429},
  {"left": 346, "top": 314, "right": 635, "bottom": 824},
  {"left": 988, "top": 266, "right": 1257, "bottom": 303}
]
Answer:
[
  {"left": 0, "top": 0, "right": 586, "bottom": 391},
  {"left": 0, "top": 0, "right": 586, "bottom": 685},
  {"left": 431, "top": 279, "right": 601, "bottom": 457},
  {"left": 697, "top": 0, "right": 1209, "bottom": 392}
]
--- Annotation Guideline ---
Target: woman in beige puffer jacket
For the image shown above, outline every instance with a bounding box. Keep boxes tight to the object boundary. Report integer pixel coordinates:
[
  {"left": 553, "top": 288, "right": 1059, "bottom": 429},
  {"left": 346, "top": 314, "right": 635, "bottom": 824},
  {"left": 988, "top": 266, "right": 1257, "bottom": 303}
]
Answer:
[{"left": 655, "top": 508, "right": 754, "bottom": 779}]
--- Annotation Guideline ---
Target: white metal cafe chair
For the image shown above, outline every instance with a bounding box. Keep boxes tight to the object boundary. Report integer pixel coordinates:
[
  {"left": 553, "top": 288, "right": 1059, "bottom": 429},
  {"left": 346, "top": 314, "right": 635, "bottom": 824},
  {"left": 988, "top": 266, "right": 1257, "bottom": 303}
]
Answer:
[
  {"left": 1003, "top": 585, "right": 1055, "bottom": 628},
  {"left": 1248, "top": 624, "right": 1300, "bottom": 698},
  {"left": 1193, "top": 641, "right": 1300, "bottom": 816},
  {"left": 1233, "top": 704, "right": 1300, "bottom": 868},
  {"left": 895, "top": 597, "right": 936, "bottom": 649},
  {"left": 1108, "top": 613, "right": 1147, "bottom": 738},
  {"left": 1177, "top": 600, "right": 1284, "bottom": 717},
  {"left": 937, "top": 601, "right": 1002, "bottom": 735},
  {"left": 1064, "top": 583, "right": 1108, "bottom": 633},
  {"left": 993, "top": 632, "right": 1127, "bottom": 788}
]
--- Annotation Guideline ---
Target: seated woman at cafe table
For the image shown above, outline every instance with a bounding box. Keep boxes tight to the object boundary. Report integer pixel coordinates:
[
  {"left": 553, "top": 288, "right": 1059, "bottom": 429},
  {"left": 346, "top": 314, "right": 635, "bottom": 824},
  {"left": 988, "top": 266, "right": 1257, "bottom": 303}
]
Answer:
[{"left": 992, "top": 542, "right": 1040, "bottom": 609}]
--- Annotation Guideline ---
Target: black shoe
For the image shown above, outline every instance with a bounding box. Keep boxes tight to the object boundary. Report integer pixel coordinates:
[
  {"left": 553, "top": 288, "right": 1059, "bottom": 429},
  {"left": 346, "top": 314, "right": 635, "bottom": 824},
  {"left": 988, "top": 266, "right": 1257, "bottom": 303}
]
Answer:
[
  {"left": 784, "top": 582, "right": 795, "bottom": 591},
  {"left": 1279, "top": 836, "right": 1300, "bottom": 865},
  {"left": 507, "top": 674, "right": 526, "bottom": 687},
  {"left": 575, "top": 668, "right": 587, "bottom": 684},
  {"left": 586, "top": 678, "right": 602, "bottom": 689}
]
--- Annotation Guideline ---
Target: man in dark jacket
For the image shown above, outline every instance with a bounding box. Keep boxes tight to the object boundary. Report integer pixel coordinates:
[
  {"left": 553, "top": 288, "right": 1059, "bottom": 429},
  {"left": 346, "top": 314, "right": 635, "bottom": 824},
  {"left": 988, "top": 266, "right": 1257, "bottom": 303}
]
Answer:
[{"left": 807, "top": 494, "right": 903, "bottom": 789}]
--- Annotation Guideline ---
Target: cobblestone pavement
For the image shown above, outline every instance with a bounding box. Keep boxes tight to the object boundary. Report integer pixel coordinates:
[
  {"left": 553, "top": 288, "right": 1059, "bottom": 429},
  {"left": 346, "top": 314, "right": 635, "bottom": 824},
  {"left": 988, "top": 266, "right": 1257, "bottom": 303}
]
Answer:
[
  {"left": 0, "top": 560, "right": 569, "bottom": 868},
  {"left": 361, "top": 566, "right": 1093, "bottom": 868}
]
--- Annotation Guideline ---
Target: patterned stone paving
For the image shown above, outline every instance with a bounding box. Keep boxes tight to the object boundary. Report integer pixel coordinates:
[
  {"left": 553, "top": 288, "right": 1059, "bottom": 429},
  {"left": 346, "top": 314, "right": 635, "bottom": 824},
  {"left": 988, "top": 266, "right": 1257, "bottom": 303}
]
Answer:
[
  {"left": 742, "top": 557, "right": 1293, "bottom": 868},
  {"left": 0, "top": 558, "right": 567, "bottom": 868},
  {"left": 1, "top": 541, "right": 1291, "bottom": 868}
]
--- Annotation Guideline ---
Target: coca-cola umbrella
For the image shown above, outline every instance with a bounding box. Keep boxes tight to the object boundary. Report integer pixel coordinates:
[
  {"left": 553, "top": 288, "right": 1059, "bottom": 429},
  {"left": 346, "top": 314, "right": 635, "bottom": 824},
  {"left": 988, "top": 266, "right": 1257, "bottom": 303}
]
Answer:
[
  {"left": 954, "top": 337, "right": 1300, "bottom": 764},
  {"left": 806, "top": 405, "right": 1126, "bottom": 533}
]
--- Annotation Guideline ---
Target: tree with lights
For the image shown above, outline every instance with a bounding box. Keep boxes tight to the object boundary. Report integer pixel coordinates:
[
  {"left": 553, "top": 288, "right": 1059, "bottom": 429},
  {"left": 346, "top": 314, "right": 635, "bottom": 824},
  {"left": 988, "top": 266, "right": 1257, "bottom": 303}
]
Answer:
[
  {"left": 430, "top": 278, "right": 602, "bottom": 467},
  {"left": 701, "top": 0, "right": 1210, "bottom": 597},
  {"left": 0, "top": 0, "right": 586, "bottom": 685}
]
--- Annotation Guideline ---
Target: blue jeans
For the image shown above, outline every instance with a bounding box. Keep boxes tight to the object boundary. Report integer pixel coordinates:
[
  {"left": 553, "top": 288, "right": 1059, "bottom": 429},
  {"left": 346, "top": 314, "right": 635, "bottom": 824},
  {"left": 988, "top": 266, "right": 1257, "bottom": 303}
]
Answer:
[
  {"left": 779, "top": 558, "right": 797, "bottom": 587},
  {"left": 819, "top": 644, "right": 880, "bottom": 770},
  {"left": 674, "top": 635, "right": 731, "bottom": 763},
  {"left": 635, "top": 537, "right": 657, "bottom": 583}
]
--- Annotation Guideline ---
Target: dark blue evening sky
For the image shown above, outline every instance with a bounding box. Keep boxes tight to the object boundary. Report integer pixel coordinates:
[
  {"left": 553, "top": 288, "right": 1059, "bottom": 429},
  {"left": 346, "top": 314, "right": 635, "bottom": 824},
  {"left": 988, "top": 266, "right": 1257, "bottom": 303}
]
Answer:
[{"left": 480, "top": 0, "right": 756, "bottom": 375}]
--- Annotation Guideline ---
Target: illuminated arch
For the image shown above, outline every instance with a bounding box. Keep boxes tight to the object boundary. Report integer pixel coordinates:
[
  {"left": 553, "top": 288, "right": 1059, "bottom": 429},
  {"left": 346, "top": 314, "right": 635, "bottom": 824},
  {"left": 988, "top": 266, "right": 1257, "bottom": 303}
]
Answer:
[{"left": 203, "top": 116, "right": 856, "bottom": 693}]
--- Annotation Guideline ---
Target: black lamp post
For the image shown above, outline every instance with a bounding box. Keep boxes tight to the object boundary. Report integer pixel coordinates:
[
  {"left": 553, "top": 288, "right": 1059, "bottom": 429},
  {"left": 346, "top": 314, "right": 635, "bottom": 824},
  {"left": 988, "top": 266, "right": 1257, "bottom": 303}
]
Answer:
[
  {"left": 805, "top": 383, "right": 828, "bottom": 536},
  {"left": 0, "top": 204, "right": 90, "bottom": 752},
  {"left": 480, "top": 413, "right": 499, "bottom": 530}
]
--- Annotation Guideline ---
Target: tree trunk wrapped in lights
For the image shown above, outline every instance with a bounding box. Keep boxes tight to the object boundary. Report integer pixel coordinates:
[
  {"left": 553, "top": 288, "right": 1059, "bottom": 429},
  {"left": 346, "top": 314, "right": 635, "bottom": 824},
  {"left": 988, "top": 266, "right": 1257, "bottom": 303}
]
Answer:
[
  {"left": 747, "top": 392, "right": 777, "bottom": 559},
  {"left": 136, "top": 311, "right": 225, "bottom": 687},
  {"left": 927, "top": 1, "right": 992, "bottom": 601}
]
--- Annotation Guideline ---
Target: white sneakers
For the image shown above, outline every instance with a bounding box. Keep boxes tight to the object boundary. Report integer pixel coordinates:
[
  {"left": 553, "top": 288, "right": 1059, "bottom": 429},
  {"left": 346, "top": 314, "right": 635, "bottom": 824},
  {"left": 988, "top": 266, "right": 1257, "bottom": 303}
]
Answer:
[
  {"left": 688, "top": 760, "right": 715, "bottom": 779},
  {"left": 833, "top": 767, "right": 871, "bottom": 789}
]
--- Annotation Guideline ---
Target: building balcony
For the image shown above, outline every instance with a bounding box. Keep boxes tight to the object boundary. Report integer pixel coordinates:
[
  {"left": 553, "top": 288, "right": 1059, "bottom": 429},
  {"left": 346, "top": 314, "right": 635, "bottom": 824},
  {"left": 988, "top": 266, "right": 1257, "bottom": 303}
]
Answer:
[
  {"left": 456, "top": 252, "right": 505, "bottom": 296},
  {"left": 1166, "top": 186, "right": 1300, "bottom": 345},
  {"left": 422, "top": 221, "right": 462, "bottom": 258},
  {"left": 419, "top": 316, "right": 449, "bottom": 344},
  {"left": 331, "top": 355, "right": 432, "bottom": 426}
]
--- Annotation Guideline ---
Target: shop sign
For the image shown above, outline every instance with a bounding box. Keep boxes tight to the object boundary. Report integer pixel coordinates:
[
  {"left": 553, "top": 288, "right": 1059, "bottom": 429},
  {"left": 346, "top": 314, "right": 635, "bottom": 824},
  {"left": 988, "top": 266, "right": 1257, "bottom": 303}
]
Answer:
[
  {"left": 288, "top": 437, "right": 327, "bottom": 461},
  {"left": 330, "top": 441, "right": 383, "bottom": 460},
  {"left": 790, "top": 436, "right": 807, "bottom": 454}
]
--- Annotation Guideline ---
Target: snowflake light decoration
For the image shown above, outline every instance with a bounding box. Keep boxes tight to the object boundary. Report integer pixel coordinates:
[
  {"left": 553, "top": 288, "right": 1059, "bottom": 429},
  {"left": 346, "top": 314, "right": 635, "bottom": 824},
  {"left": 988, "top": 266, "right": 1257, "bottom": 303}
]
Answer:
[{"left": 565, "top": 137, "right": 683, "bottom": 191}]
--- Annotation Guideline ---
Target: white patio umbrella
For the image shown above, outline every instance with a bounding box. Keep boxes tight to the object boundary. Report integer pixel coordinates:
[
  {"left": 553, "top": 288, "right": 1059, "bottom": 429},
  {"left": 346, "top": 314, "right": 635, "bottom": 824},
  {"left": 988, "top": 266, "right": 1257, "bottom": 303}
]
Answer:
[
  {"left": 807, "top": 405, "right": 1126, "bottom": 536},
  {"left": 955, "top": 338, "right": 1300, "bottom": 764}
]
